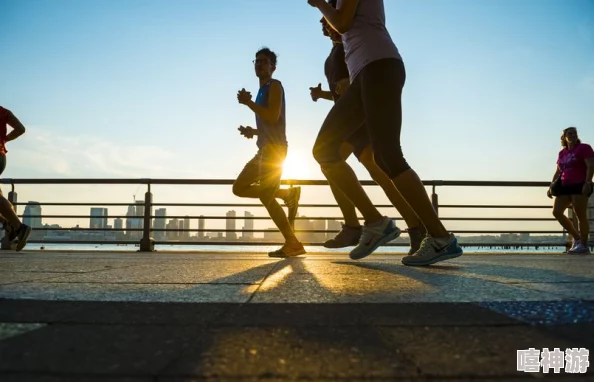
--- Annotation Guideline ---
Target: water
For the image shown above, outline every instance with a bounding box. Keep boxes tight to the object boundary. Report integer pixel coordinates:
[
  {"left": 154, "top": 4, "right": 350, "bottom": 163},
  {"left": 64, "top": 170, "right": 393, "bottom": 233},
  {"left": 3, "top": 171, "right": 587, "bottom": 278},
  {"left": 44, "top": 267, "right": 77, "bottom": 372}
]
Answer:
[{"left": 27, "top": 243, "right": 565, "bottom": 254}]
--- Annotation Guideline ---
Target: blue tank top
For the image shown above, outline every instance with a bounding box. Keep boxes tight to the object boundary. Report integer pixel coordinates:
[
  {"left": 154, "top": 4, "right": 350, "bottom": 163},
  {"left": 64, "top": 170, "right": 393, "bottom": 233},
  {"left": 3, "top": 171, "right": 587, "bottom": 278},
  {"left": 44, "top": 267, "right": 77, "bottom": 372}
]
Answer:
[{"left": 255, "top": 79, "right": 287, "bottom": 148}]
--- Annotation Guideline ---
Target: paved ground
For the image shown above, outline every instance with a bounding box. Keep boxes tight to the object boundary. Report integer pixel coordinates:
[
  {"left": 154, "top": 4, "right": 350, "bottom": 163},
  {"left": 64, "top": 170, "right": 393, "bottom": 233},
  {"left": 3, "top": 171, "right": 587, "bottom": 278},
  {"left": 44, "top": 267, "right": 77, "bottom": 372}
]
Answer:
[{"left": 0, "top": 251, "right": 593, "bottom": 381}]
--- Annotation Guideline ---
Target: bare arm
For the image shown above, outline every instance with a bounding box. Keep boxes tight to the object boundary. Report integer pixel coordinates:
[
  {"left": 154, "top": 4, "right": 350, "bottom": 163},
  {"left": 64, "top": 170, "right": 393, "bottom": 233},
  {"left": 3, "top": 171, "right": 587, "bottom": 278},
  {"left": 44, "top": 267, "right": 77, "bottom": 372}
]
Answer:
[
  {"left": 319, "top": 90, "right": 334, "bottom": 101},
  {"left": 551, "top": 167, "right": 561, "bottom": 183},
  {"left": 312, "top": 0, "right": 359, "bottom": 34},
  {"left": 310, "top": 83, "right": 334, "bottom": 102},
  {"left": 5, "top": 110, "right": 26, "bottom": 142},
  {"left": 585, "top": 157, "right": 594, "bottom": 183},
  {"left": 244, "top": 81, "right": 283, "bottom": 124}
]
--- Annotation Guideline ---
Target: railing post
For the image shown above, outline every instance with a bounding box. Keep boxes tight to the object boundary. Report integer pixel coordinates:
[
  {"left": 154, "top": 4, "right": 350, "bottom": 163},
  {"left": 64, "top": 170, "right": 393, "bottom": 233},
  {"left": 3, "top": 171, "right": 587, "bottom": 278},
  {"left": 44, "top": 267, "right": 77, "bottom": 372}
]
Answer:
[
  {"left": 431, "top": 184, "right": 439, "bottom": 216},
  {"left": 1, "top": 184, "right": 17, "bottom": 250},
  {"left": 139, "top": 182, "right": 154, "bottom": 252}
]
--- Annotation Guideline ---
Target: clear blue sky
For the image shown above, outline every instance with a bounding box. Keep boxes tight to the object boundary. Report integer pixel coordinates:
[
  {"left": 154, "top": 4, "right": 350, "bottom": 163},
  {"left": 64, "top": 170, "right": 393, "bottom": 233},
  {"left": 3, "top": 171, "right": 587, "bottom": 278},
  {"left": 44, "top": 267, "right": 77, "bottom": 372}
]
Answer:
[{"left": 1, "top": 0, "right": 593, "bottom": 230}]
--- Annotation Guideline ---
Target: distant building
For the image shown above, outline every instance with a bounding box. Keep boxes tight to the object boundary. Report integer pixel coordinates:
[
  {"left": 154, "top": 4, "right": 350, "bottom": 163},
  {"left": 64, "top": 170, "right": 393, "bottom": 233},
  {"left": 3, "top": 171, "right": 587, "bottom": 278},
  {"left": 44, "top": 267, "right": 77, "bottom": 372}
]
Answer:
[
  {"left": 23, "top": 202, "right": 42, "bottom": 228},
  {"left": 90, "top": 207, "right": 108, "bottom": 229},
  {"left": 198, "top": 215, "right": 206, "bottom": 239},
  {"left": 153, "top": 208, "right": 167, "bottom": 240},
  {"left": 226, "top": 210, "right": 237, "bottom": 240},
  {"left": 242, "top": 211, "right": 254, "bottom": 239},
  {"left": 183, "top": 215, "right": 191, "bottom": 240}
]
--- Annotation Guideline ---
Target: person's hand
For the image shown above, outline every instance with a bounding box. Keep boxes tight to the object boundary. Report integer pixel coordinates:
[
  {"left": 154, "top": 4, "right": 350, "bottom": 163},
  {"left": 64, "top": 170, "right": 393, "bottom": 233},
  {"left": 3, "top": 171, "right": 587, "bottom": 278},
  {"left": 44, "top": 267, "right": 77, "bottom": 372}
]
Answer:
[
  {"left": 335, "top": 78, "right": 350, "bottom": 95},
  {"left": 237, "top": 88, "right": 252, "bottom": 105},
  {"left": 582, "top": 182, "right": 593, "bottom": 196},
  {"left": 309, "top": 83, "right": 323, "bottom": 101},
  {"left": 238, "top": 125, "right": 255, "bottom": 139},
  {"left": 547, "top": 187, "right": 553, "bottom": 199},
  {"left": 307, "top": 0, "right": 325, "bottom": 7}
]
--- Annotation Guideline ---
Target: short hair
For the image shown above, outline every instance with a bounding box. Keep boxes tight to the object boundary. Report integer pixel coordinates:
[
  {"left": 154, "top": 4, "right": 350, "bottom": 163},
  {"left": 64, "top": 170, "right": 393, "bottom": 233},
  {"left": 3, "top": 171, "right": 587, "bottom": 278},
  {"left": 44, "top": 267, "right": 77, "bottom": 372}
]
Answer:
[
  {"left": 255, "top": 47, "right": 277, "bottom": 66},
  {"left": 561, "top": 127, "right": 581, "bottom": 148}
]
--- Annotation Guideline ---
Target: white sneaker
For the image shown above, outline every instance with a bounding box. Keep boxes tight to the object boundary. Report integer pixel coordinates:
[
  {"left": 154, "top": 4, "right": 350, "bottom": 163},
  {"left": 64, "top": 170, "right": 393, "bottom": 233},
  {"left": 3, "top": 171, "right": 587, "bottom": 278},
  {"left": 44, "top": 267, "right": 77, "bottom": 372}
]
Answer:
[
  {"left": 567, "top": 240, "right": 590, "bottom": 254},
  {"left": 567, "top": 239, "right": 581, "bottom": 252},
  {"left": 401, "top": 233, "right": 463, "bottom": 266},
  {"left": 349, "top": 217, "right": 401, "bottom": 260}
]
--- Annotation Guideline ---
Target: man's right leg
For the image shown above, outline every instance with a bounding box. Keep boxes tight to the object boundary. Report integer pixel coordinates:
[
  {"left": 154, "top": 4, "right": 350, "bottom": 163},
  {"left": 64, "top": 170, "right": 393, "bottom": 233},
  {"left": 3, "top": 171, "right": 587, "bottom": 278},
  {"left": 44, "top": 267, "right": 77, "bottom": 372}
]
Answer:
[
  {"left": 258, "top": 145, "right": 305, "bottom": 258},
  {"left": 232, "top": 152, "right": 264, "bottom": 199},
  {"left": 233, "top": 152, "right": 301, "bottom": 229}
]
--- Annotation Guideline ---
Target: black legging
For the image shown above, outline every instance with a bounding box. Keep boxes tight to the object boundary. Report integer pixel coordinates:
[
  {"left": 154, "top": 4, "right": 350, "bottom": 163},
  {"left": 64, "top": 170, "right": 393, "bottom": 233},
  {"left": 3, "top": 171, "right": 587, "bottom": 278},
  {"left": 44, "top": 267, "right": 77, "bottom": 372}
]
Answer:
[{"left": 313, "top": 57, "right": 410, "bottom": 178}]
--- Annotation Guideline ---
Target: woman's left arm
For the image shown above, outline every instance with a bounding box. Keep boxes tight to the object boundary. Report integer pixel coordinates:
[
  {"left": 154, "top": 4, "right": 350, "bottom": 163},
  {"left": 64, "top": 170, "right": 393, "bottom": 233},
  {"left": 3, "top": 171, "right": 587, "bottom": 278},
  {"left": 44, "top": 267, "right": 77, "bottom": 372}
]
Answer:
[
  {"left": 308, "top": 0, "right": 359, "bottom": 34},
  {"left": 583, "top": 156, "right": 594, "bottom": 195}
]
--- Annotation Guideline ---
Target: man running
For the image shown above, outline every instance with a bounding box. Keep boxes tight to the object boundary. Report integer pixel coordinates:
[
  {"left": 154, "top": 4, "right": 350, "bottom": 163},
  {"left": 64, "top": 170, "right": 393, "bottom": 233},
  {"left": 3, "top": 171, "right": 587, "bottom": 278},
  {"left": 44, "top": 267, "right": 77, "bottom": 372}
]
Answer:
[{"left": 233, "top": 47, "right": 305, "bottom": 258}]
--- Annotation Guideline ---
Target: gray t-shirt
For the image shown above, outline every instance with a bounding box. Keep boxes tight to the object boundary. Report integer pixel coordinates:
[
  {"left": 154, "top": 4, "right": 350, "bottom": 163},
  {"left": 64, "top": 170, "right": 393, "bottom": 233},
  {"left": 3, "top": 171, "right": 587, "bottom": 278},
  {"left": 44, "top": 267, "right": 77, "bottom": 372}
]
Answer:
[{"left": 341, "top": 0, "right": 402, "bottom": 82}]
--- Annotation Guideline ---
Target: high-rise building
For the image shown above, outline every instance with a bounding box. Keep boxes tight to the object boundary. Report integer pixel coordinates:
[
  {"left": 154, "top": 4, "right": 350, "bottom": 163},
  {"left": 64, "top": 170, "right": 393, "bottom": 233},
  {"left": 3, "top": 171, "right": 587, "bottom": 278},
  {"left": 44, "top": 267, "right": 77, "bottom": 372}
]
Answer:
[
  {"left": 178, "top": 220, "right": 184, "bottom": 239},
  {"left": 166, "top": 218, "right": 178, "bottom": 240},
  {"left": 226, "top": 210, "right": 237, "bottom": 240},
  {"left": 90, "top": 207, "right": 108, "bottom": 229},
  {"left": 135, "top": 200, "right": 145, "bottom": 230},
  {"left": 153, "top": 208, "right": 167, "bottom": 240},
  {"left": 125, "top": 204, "right": 136, "bottom": 238},
  {"left": 243, "top": 211, "right": 254, "bottom": 239},
  {"left": 183, "top": 215, "right": 191, "bottom": 240},
  {"left": 198, "top": 215, "right": 205, "bottom": 239},
  {"left": 23, "top": 202, "right": 42, "bottom": 228}
]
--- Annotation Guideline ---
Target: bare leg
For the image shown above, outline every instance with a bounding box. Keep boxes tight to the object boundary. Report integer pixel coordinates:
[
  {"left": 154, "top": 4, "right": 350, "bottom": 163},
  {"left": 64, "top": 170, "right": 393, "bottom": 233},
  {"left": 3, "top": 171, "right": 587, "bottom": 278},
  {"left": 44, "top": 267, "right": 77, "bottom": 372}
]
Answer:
[
  {"left": 572, "top": 195, "right": 590, "bottom": 244},
  {"left": 358, "top": 146, "right": 421, "bottom": 229},
  {"left": 0, "top": 196, "right": 21, "bottom": 229},
  {"left": 553, "top": 195, "right": 580, "bottom": 239}
]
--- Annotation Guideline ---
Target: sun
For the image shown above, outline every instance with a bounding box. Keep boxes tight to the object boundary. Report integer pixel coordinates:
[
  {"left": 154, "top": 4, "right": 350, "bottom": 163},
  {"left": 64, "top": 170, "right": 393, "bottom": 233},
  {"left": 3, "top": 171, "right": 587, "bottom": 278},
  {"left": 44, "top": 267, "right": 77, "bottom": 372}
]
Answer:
[{"left": 282, "top": 150, "right": 316, "bottom": 180}]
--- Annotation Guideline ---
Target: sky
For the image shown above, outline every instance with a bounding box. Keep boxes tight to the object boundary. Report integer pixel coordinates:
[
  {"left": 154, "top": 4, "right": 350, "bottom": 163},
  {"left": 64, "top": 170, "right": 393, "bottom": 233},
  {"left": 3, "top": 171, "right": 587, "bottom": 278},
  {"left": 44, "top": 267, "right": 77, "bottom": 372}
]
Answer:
[{"left": 1, "top": 0, "right": 593, "bottom": 232}]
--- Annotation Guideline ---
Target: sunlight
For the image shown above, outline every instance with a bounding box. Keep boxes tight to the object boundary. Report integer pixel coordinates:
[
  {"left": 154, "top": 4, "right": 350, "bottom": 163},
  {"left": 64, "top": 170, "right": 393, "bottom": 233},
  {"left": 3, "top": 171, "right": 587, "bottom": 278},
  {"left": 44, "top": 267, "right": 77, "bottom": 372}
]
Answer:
[
  {"left": 254, "top": 264, "right": 293, "bottom": 292},
  {"left": 282, "top": 150, "right": 317, "bottom": 180}
]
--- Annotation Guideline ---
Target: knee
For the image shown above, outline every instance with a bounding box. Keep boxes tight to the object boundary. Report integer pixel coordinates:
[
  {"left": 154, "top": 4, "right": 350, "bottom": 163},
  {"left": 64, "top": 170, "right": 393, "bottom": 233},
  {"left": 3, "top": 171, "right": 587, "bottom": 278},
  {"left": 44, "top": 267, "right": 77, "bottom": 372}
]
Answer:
[
  {"left": 552, "top": 208, "right": 565, "bottom": 219},
  {"left": 312, "top": 142, "right": 326, "bottom": 165},
  {"left": 258, "top": 188, "right": 275, "bottom": 205},
  {"left": 373, "top": 145, "right": 410, "bottom": 178},
  {"left": 359, "top": 149, "right": 382, "bottom": 179},
  {"left": 338, "top": 143, "right": 354, "bottom": 161},
  {"left": 313, "top": 139, "right": 342, "bottom": 166},
  {"left": 358, "top": 147, "right": 374, "bottom": 166},
  {"left": 574, "top": 207, "right": 588, "bottom": 220}
]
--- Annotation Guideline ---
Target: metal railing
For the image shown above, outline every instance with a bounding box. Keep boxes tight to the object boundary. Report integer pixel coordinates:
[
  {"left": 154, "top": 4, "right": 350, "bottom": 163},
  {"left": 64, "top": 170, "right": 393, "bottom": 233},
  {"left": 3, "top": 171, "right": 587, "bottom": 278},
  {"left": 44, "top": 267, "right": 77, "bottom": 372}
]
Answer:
[{"left": 1, "top": 178, "right": 592, "bottom": 251}]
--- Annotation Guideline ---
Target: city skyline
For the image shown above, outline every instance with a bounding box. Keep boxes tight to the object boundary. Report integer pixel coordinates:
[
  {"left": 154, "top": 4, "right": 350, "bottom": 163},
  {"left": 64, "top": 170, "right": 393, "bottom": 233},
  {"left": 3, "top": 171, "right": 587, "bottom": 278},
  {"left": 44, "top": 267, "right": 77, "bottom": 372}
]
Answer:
[
  {"left": 12, "top": 191, "right": 594, "bottom": 243},
  {"left": 1, "top": 0, "right": 593, "bottom": 244},
  {"left": 1, "top": 1, "right": 592, "bottom": 193}
]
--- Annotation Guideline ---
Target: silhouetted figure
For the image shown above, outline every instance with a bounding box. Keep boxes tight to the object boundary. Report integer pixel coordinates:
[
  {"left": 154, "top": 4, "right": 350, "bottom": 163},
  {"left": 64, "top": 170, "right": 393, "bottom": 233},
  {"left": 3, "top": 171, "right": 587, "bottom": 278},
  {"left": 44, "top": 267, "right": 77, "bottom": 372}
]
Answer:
[
  {"left": 0, "top": 106, "right": 32, "bottom": 251},
  {"left": 548, "top": 126, "right": 593, "bottom": 254},
  {"left": 310, "top": 13, "right": 426, "bottom": 253},
  {"left": 233, "top": 47, "right": 305, "bottom": 258},
  {"left": 307, "top": 0, "right": 463, "bottom": 264}
]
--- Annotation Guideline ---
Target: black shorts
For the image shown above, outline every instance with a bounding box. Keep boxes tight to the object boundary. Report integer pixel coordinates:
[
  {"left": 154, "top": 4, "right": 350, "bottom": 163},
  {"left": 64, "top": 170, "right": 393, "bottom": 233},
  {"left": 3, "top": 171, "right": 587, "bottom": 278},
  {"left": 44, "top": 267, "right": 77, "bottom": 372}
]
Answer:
[
  {"left": 345, "top": 126, "right": 369, "bottom": 160},
  {"left": 553, "top": 181, "right": 593, "bottom": 197}
]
